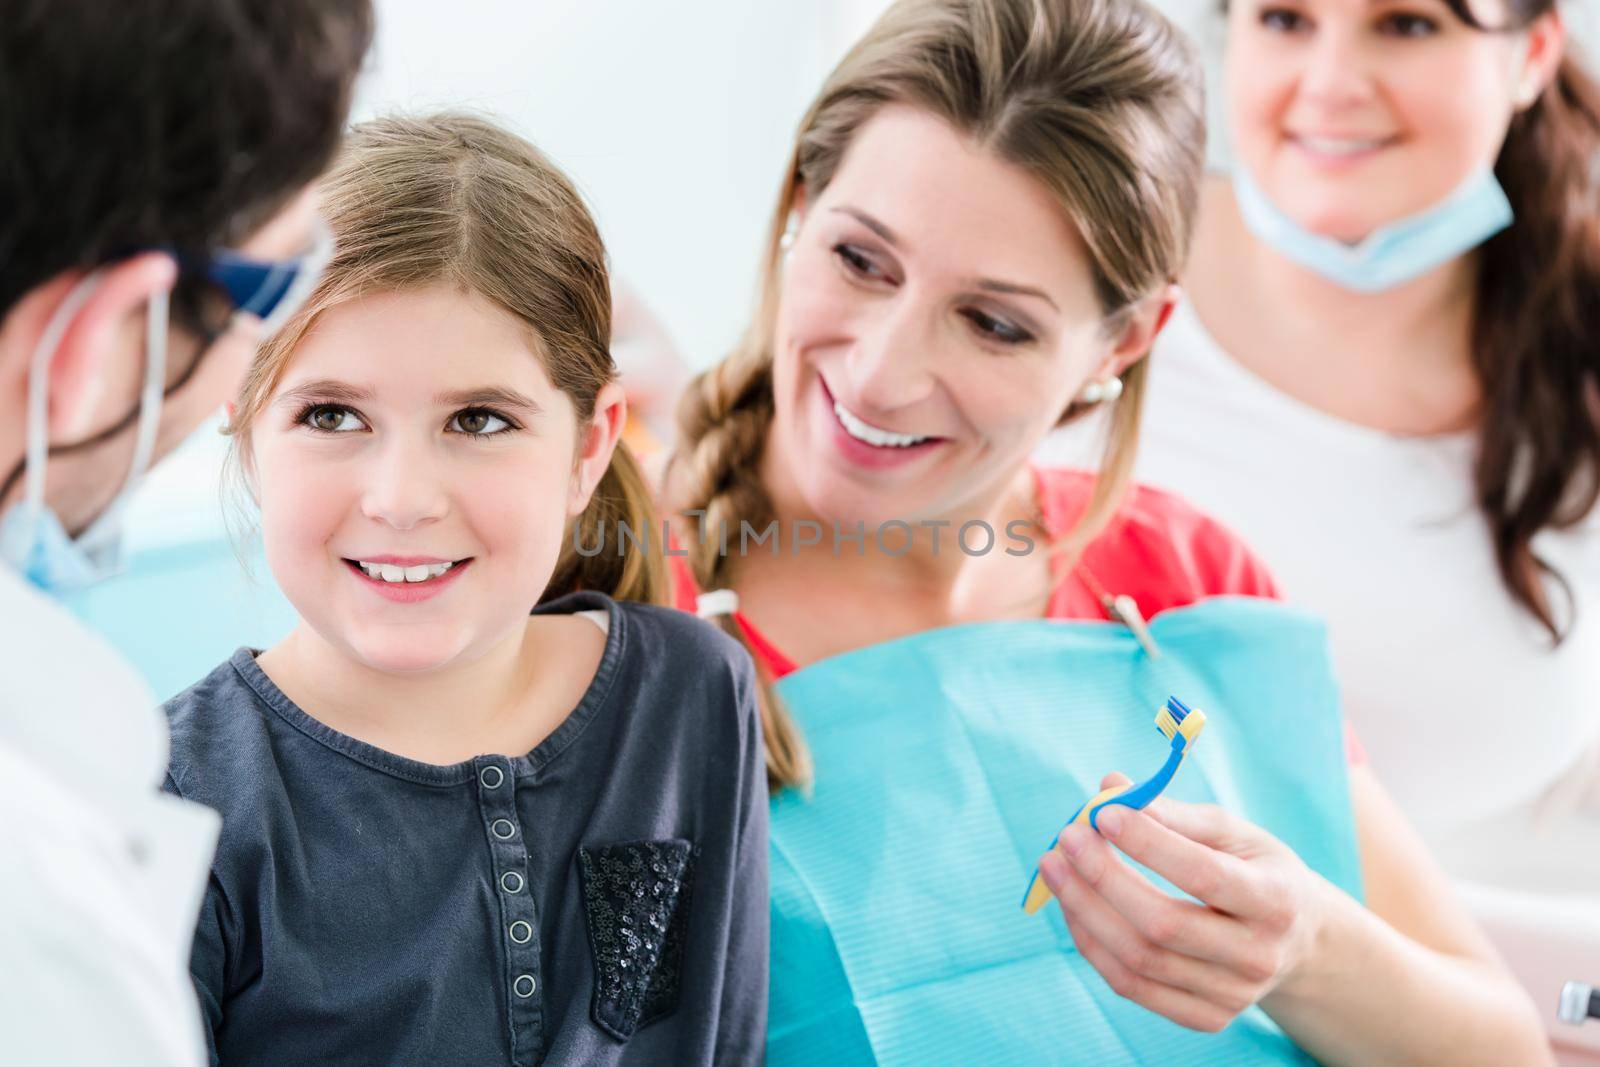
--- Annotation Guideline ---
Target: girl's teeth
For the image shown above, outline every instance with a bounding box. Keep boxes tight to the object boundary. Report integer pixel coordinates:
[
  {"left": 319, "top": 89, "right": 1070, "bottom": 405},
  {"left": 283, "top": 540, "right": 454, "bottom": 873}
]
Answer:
[
  {"left": 833, "top": 400, "right": 930, "bottom": 448},
  {"left": 358, "top": 561, "right": 456, "bottom": 583}
]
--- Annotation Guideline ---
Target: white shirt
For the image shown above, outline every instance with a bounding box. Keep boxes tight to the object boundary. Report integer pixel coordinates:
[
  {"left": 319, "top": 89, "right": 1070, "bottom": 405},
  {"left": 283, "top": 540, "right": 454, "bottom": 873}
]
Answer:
[
  {"left": 1041, "top": 298, "right": 1600, "bottom": 893},
  {"left": 0, "top": 562, "right": 219, "bottom": 1066}
]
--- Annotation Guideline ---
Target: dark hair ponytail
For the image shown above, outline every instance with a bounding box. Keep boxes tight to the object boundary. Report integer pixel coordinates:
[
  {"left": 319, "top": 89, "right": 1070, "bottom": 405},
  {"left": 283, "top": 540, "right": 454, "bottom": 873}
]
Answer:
[{"left": 1451, "top": 1, "right": 1600, "bottom": 642}]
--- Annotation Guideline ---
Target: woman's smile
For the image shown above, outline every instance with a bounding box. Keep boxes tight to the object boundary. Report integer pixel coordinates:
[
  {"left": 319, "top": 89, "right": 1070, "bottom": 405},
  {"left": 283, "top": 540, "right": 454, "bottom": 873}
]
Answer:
[{"left": 816, "top": 374, "right": 948, "bottom": 472}]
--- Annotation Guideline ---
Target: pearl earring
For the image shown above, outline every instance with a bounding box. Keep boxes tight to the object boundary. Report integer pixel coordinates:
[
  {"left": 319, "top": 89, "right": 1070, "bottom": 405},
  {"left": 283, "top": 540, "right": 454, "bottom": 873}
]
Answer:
[
  {"left": 778, "top": 211, "right": 800, "bottom": 253},
  {"left": 1077, "top": 376, "right": 1124, "bottom": 405}
]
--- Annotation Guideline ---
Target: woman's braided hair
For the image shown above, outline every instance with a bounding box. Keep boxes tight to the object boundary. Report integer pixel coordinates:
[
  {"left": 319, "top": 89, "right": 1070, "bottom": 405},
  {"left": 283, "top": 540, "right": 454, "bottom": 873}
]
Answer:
[{"left": 672, "top": 0, "right": 1208, "bottom": 793}]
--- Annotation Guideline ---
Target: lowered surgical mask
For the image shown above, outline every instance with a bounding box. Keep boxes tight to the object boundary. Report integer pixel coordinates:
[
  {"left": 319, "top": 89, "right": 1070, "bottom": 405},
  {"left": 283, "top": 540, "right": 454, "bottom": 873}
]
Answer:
[
  {"left": 1232, "top": 164, "right": 1513, "bottom": 293},
  {"left": 0, "top": 273, "right": 169, "bottom": 593}
]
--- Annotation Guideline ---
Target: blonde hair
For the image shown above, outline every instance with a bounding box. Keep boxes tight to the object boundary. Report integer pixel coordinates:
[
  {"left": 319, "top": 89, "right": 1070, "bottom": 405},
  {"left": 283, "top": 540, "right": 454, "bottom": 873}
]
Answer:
[
  {"left": 226, "top": 111, "right": 667, "bottom": 607},
  {"left": 670, "top": 0, "right": 1206, "bottom": 793}
]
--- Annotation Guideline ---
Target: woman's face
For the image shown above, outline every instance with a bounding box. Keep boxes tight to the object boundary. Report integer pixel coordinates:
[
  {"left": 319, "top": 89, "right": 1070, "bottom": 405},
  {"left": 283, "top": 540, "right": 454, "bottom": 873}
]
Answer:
[
  {"left": 767, "top": 105, "right": 1159, "bottom": 530},
  {"left": 1225, "top": 0, "right": 1560, "bottom": 242},
  {"left": 249, "top": 285, "right": 614, "bottom": 675}
]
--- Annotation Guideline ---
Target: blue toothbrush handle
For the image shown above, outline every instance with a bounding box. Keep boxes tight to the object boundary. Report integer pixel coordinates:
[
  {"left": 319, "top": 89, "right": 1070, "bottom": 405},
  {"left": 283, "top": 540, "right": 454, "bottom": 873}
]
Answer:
[{"left": 1086, "top": 742, "right": 1185, "bottom": 830}]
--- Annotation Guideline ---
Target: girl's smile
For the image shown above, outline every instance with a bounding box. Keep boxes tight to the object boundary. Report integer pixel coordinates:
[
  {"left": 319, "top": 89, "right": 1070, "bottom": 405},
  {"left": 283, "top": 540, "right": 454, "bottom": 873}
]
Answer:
[
  {"left": 342, "top": 555, "right": 474, "bottom": 603},
  {"left": 248, "top": 284, "right": 586, "bottom": 674}
]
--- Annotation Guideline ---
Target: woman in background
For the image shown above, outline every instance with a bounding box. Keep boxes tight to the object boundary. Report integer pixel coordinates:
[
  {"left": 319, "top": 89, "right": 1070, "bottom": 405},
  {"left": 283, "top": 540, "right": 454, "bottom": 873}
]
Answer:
[{"left": 1036, "top": 0, "right": 1599, "bottom": 1037}]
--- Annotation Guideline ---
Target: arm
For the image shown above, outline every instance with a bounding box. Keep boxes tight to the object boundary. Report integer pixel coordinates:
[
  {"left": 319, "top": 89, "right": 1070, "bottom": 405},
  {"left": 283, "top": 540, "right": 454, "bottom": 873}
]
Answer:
[
  {"left": 1453, "top": 880, "right": 1600, "bottom": 1060},
  {"left": 1263, "top": 765, "right": 1550, "bottom": 1065},
  {"left": 164, "top": 773, "right": 229, "bottom": 1067},
  {"left": 713, "top": 661, "right": 771, "bottom": 1066},
  {"left": 1037, "top": 767, "right": 1550, "bottom": 1066},
  {"left": 186, "top": 875, "right": 231, "bottom": 1067}
]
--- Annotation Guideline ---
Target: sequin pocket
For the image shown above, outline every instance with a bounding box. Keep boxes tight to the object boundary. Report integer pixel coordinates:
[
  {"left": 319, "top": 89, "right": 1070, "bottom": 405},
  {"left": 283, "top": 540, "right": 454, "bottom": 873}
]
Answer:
[{"left": 577, "top": 838, "right": 697, "bottom": 1041}]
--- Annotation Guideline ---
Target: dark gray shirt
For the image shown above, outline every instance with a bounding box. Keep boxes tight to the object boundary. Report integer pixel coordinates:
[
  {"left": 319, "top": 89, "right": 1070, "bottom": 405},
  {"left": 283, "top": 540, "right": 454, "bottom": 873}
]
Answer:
[{"left": 163, "top": 592, "right": 767, "bottom": 1067}]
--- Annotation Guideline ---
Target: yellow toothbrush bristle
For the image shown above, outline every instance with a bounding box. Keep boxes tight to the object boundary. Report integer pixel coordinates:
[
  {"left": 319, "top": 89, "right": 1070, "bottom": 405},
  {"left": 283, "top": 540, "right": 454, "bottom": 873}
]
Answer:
[
  {"left": 1155, "top": 702, "right": 1206, "bottom": 744},
  {"left": 1155, "top": 705, "right": 1180, "bottom": 739}
]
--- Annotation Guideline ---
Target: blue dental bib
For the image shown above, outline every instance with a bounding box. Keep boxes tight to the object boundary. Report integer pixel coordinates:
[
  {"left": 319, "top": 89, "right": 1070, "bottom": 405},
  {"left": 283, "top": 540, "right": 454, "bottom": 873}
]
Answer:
[{"left": 766, "top": 597, "right": 1362, "bottom": 1065}]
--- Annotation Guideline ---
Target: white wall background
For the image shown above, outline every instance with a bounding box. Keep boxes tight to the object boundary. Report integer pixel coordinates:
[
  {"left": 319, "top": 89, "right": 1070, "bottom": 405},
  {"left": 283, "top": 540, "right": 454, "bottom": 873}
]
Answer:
[
  {"left": 63, "top": 0, "right": 1600, "bottom": 699},
  {"left": 124, "top": 0, "right": 1600, "bottom": 551},
  {"left": 352, "top": 0, "right": 888, "bottom": 370},
  {"left": 846, "top": 0, "right": 1600, "bottom": 172},
  {"left": 117, "top": 2, "right": 890, "bottom": 553},
  {"left": 353, "top": 0, "right": 1597, "bottom": 370}
]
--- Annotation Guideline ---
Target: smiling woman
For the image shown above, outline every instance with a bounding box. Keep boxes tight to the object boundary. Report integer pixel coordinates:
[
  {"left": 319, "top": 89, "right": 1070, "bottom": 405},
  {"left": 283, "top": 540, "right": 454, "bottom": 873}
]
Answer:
[{"left": 662, "top": 0, "right": 1552, "bottom": 1063}]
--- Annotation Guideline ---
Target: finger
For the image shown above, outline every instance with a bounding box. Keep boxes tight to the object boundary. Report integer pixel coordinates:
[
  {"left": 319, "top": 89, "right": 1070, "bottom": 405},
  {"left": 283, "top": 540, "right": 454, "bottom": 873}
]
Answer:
[
  {"left": 1139, "top": 797, "right": 1255, "bottom": 854},
  {"left": 1044, "top": 856, "right": 1243, "bottom": 1034},
  {"left": 1098, "top": 770, "right": 1133, "bottom": 791},
  {"left": 1051, "top": 829, "right": 1260, "bottom": 993},
  {"left": 1070, "top": 923, "right": 1242, "bottom": 1034},
  {"left": 1040, "top": 844, "right": 1256, "bottom": 1010},
  {"left": 1093, "top": 805, "right": 1266, "bottom": 922},
  {"left": 1065, "top": 813, "right": 1259, "bottom": 971}
]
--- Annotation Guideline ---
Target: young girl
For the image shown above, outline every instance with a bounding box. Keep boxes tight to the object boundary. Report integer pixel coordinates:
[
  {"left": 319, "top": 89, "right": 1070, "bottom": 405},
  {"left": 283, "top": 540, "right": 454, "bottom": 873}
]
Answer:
[{"left": 162, "top": 113, "right": 767, "bottom": 1067}]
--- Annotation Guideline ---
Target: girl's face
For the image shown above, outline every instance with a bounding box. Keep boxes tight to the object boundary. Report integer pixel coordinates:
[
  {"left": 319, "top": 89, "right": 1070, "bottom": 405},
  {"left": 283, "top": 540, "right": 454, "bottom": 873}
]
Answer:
[
  {"left": 768, "top": 105, "right": 1167, "bottom": 529},
  {"left": 1225, "top": 0, "right": 1562, "bottom": 242},
  {"left": 250, "top": 285, "right": 612, "bottom": 674}
]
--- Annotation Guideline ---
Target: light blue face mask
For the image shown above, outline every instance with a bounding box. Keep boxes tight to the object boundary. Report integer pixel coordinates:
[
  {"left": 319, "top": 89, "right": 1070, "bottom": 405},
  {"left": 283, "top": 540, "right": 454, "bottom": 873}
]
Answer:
[
  {"left": 1232, "top": 164, "right": 1513, "bottom": 293},
  {"left": 0, "top": 273, "right": 169, "bottom": 594}
]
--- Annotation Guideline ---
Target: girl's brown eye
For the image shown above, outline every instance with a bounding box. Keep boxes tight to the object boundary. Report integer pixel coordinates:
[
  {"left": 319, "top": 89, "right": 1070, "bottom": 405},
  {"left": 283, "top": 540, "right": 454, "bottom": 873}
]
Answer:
[
  {"left": 312, "top": 407, "right": 347, "bottom": 432},
  {"left": 448, "top": 408, "right": 511, "bottom": 436},
  {"left": 299, "top": 404, "right": 363, "bottom": 434}
]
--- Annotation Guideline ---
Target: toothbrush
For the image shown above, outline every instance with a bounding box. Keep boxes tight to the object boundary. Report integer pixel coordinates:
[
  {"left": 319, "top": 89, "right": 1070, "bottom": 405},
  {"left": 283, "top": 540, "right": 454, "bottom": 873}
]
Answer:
[{"left": 1021, "top": 696, "right": 1207, "bottom": 915}]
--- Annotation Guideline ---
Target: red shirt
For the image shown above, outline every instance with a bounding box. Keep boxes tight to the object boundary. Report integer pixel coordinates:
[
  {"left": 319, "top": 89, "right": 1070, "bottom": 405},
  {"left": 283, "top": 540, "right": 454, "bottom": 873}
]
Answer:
[{"left": 669, "top": 466, "right": 1362, "bottom": 759}]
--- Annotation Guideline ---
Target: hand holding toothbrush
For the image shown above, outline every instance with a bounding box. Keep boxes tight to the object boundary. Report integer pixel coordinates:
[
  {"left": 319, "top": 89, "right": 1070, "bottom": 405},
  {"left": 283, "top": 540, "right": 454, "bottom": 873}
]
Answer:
[{"left": 1036, "top": 771, "right": 1329, "bottom": 1034}]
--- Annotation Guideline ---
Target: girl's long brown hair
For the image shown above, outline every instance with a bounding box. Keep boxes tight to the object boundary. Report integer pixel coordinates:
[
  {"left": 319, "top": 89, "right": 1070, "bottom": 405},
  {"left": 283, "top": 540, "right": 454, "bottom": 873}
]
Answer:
[
  {"left": 226, "top": 112, "right": 667, "bottom": 607},
  {"left": 670, "top": 0, "right": 1208, "bottom": 793}
]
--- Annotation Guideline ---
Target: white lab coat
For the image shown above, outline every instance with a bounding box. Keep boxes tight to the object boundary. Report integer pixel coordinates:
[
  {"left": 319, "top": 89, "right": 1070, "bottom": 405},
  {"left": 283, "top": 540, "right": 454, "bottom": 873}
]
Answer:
[{"left": 0, "top": 562, "right": 218, "bottom": 1067}]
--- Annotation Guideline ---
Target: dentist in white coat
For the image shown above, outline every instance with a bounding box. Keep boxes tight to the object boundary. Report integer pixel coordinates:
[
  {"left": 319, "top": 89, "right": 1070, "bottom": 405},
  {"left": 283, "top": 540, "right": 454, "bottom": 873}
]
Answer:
[{"left": 0, "top": 2, "right": 371, "bottom": 1062}]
